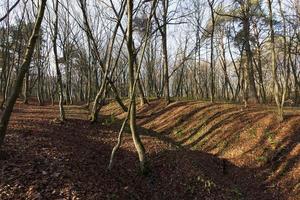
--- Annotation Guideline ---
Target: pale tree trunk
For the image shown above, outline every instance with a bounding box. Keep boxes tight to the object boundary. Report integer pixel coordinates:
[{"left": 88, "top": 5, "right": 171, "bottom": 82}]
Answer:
[
  {"left": 52, "top": 0, "right": 65, "bottom": 121},
  {"left": 65, "top": 58, "right": 70, "bottom": 105},
  {"left": 23, "top": 72, "right": 29, "bottom": 104},
  {"left": 108, "top": 0, "right": 157, "bottom": 173},
  {"left": 90, "top": 79, "right": 108, "bottom": 122},
  {"left": 162, "top": 1, "right": 170, "bottom": 104},
  {"left": 0, "top": 0, "right": 47, "bottom": 148},
  {"left": 86, "top": 39, "right": 92, "bottom": 107},
  {"left": 278, "top": 0, "right": 289, "bottom": 118},
  {"left": 35, "top": 36, "right": 44, "bottom": 106},
  {"left": 37, "top": 58, "right": 43, "bottom": 105},
  {"left": 267, "top": 0, "right": 286, "bottom": 121},
  {"left": 278, "top": 0, "right": 290, "bottom": 119}
]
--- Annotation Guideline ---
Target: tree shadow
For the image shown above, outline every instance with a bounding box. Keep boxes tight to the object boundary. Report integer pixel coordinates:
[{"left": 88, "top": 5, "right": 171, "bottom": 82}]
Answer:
[
  {"left": 1, "top": 102, "right": 294, "bottom": 199},
  {"left": 177, "top": 106, "right": 238, "bottom": 146},
  {"left": 110, "top": 114, "right": 283, "bottom": 199},
  {"left": 101, "top": 100, "right": 300, "bottom": 199},
  {"left": 137, "top": 101, "right": 209, "bottom": 127},
  {"left": 206, "top": 111, "right": 271, "bottom": 155},
  {"left": 1, "top": 115, "right": 279, "bottom": 200},
  {"left": 254, "top": 115, "right": 300, "bottom": 197},
  {"left": 183, "top": 108, "right": 265, "bottom": 149}
]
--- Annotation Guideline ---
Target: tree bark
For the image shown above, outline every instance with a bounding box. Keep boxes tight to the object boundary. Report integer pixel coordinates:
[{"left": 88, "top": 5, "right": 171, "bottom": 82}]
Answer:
[
  {"left": 267, "top": 0, "right": 284, "bottom": 121},
  {"left": 0, "top": 0, "right": 47, "bottom": 148},
  {"left": 242, "top": 1, "right": 258, "bottom": 104},
  {"left": 127, "top": 0, "right": 146, "bottom": 173},
  {"left": 53, "top": 0, "right": 65, "bottom": 121},
  {"left": 208, "top": 0, "right": 215, "bottom": 103}
]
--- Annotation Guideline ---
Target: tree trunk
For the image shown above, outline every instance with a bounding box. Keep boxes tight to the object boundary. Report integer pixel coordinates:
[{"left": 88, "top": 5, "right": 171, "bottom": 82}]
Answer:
[
  {"left": 208, "top": 0, "right": 215, "bottom": 103},
  {"left": 79, "top": 0, "right": 127, "bottom": 112},
  {"left": 23, "top": 72, "right": 29, "bottom": 104},
  {"left": 160, "top": 0, "right": 170, "bottom": 104},
  {"left": 0, "top": 0, "right": 47, "bottom": 148},
  {"left": 241, "top": 1, "right": 258, "bottom": 104},
  {"left": 53, "top": 0, "right": 65, "bottom": 121},
  {"left": 267, "top": 0, "right": 284, "bottom": 121},
  {"left": 127, "top": 0, "right": 146, "bottom": 173}
]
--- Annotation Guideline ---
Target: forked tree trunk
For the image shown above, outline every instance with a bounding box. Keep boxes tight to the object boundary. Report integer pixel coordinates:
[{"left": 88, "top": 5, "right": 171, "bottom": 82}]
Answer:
[
  {"left": 90, "top": 79, "right": 107, "bottom": 122},
  {"left": 127, "top": 0, "right": 146, "bottom": 173},
  {"left": 0, "top": 0, "right": 47, "bottom": 148},
  {"left": 108, "top": 0, "right": 157, "bottom": 172}
]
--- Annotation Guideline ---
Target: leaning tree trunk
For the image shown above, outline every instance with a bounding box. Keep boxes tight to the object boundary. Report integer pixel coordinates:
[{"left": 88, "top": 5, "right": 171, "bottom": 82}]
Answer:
[
  {"left": 78, "top": 0, "right": 127, "bottom": 113},
  {"left": 0, "top": 0, "right": 47, "bottom": 148},
  {"left": 87, "top": 0, "right": 126, "bottom": 122}
]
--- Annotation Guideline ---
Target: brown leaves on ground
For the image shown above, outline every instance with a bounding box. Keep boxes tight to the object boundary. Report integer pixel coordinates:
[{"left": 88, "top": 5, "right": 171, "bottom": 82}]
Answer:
[
  {"left": 0, "top": 100, "right": 299, "bottom": 199},
  {"left": 103, "top": 99, "right": 300, "bottom": 200}
]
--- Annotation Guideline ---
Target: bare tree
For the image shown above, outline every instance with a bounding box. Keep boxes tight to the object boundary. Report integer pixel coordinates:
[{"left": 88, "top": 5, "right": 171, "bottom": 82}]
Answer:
[{"left": 108, "top": 0, "right": 158, "bottom": 173}]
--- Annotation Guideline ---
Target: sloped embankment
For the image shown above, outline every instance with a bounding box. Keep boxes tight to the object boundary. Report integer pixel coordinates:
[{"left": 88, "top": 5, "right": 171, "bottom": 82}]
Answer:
[
  {"left": 0, "top": 102, "right": 275, "bottom": 200},
  {"left": 102, "top": 99, "right": 300, "bottom": 199}
]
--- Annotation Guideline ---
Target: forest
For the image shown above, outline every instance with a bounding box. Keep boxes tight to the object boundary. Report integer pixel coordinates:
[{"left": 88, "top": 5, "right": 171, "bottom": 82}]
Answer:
[{"left": 0, "top": 0, "right": 299, "bottom": 199}]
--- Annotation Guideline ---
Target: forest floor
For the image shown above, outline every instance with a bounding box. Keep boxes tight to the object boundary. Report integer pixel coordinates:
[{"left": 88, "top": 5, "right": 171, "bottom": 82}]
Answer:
[{"left": 0, "top": 99, "right": 299, "bottom": 200}]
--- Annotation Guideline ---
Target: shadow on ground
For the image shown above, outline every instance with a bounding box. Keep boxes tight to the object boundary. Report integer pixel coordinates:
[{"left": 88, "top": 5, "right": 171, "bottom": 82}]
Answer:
[
  {"left": 102, "top": 99, "right": 300, "bottom": 200},
  {"left": 0, "top": 103, "right": 282, "bottom": 200}
]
